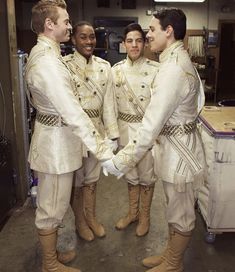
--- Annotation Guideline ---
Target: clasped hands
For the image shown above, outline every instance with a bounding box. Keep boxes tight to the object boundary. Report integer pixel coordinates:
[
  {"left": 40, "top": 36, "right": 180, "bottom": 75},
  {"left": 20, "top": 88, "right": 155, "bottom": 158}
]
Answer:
[{"left": 101, "top": 156, "right": 124, "bottom": 179}]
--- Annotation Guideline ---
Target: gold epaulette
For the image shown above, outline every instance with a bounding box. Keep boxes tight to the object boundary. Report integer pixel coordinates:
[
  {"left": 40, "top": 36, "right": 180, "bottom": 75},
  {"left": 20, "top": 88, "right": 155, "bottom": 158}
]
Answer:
[
  {"left": 63, "top": 54, "right": 74, "bottom": 62},
  {"left": 93, "top": 56, "right": 110, "bottom": 65},
  {"left": 145, "top": 59, "right": 160, "bottom": 67},
  {"left": 112, "top": 59, "right": 126, "bottom": 68}
]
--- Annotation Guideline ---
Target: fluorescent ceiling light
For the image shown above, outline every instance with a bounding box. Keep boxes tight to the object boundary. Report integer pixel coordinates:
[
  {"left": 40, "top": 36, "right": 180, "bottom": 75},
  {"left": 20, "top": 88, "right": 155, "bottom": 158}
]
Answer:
[{"left": 154, "top": 0, "right": 205, "bottom": 2}]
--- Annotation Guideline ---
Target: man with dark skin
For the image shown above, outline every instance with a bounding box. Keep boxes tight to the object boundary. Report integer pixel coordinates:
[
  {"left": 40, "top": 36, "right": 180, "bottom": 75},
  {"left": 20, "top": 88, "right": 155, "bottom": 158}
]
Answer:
[{"left": 62, "top": 21, "right": 119, "bottom": 244}]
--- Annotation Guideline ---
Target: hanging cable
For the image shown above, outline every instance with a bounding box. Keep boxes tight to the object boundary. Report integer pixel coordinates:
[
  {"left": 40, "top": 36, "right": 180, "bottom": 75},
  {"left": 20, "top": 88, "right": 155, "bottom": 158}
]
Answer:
[{"left": 0, "top": 81, "right": 6, "bottom": 137}]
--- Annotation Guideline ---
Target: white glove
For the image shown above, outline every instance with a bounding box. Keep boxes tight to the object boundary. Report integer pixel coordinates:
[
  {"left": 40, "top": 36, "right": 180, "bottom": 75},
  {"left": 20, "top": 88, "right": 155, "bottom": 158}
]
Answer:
[
  {"left": 101, "top": 158, "right": 123, "bottom": 179},
  {"left": 105, "top": 138, "right": 118, "bottom": 152}
]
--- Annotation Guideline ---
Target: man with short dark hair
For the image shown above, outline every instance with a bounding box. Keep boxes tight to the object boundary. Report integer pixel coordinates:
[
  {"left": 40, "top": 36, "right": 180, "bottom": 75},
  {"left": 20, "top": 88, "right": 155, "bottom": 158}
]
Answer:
[
  {"left": 103, "top": 8, "right": 206, "bottom": 272},
  {"left": 25, "top": 1, "right": 113, "bottom": 271},
  {"left": 111, "top": 23, "right": 159, "bottom": 237}
]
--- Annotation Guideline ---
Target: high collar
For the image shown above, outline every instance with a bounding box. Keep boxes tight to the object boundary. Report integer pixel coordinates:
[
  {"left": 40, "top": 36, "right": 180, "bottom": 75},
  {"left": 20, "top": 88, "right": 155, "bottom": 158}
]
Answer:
[
  {"left": 159, "top": 40, "right": 184, "bottom": 63},
  {"left": 37, "top": 34, "right": 61, "bottom": 56},
  {"left": 74, "top": 51, "right": 93, "bottom": 69},
  {"left": 126, "top": 55, "right": 145, "bottom": 67}
]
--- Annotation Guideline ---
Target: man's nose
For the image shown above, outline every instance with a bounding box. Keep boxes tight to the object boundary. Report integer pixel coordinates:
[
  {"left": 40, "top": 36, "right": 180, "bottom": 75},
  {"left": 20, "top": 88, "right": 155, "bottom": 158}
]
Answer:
[{"left": 132, "top": 41, "right": 137, "bottom": 46}]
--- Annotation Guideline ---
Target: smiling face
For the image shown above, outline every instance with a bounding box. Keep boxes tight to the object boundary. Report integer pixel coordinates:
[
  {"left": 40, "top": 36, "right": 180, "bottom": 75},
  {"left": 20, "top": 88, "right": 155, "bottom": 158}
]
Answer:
[
  {"left": 72, "top": 24, "right": 96, "bottom": 60},
  {"left": 146, "top": 17, "right": 168, "bottom": 53},
  {"left": 123, "top": 30, "right": 145, "bottom": 62},
  {"left": 51, "top": 7, "right": 72, "bottom": 43}
]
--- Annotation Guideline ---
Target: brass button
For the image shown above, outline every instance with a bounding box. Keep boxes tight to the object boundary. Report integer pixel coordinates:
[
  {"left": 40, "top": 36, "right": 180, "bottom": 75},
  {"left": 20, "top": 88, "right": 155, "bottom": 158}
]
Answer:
[
  {"left": 133, "top": 140, "right": 136, "bottom": 144},
  {"left": 141, "top": 85, "right": 145, "bottom": 88},
  {"left": 93, "top": 131, "right": 96, "bottom": 135},
  {"left": 100, "top": 69, "right": 103, "bottom": 72},
  {"left": 94, "top": 91, "right": 97, "bottom": 95},
  {"left": 140, "top": 98, "right": 143, "bottom": 101},
  {"left": 85, "top": 77, "right": 89, "bottom": 81}
]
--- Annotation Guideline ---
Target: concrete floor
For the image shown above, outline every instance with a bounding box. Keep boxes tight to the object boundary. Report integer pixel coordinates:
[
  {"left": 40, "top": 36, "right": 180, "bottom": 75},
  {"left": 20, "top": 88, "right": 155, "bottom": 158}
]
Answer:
[{"left": 0, "top": 174, "right": 235, "bottom": 272}]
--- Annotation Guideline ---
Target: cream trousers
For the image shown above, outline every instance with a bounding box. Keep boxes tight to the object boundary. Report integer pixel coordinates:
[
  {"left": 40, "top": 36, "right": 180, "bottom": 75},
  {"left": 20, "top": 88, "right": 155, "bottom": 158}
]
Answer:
[
  {"left": 35, "top": 171, "right": 74, "bottom": 229},
  {"left": 124, "top": 149, "right": 156, "bottom": 186},
  {"left": 163, "top": 181, "right": 197, "bottom": 232},
  {"left": 74, "top": 152, "right": 101, "bottom": 188}
]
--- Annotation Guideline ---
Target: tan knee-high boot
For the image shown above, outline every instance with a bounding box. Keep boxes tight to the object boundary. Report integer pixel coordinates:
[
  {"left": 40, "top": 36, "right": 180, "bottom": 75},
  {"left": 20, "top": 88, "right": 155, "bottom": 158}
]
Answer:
[
  {"left": 82, "top": 183, "right": 105, "bottom": 237},
  {"left": 115, "top": 184, "right": 140, "bottom": 230},
  {"left": 136, "top": 185, "right": 154, "bottom": 236},
  {"left": 145, "top": 227, "right": 192, "bottom": 272},
  {"left": 38, "top": 228, "right": 81, "bottom": 272},
  {"left": 142, "top": 228, "right": 171, "bottom": 268},
  {"left": 71, "top": 187, "right": 94, "bottom": 241}
]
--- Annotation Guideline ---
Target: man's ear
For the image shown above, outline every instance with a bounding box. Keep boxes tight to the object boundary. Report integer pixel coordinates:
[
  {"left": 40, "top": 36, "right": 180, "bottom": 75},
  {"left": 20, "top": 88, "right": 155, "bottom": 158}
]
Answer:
[
  {"left": 44, "top": 18, "right": 54, "bottom": 30},
  {"left": 166, "top": 25, "right": 173, "bottom": 37}
]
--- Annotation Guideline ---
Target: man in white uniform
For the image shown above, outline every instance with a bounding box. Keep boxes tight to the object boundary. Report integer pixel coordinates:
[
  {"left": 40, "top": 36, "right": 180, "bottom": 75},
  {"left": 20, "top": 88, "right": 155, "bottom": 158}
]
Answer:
[
  {"left": 63, "top": 21, "right": 119, "bottom": 242},
  {"left": 112, "top": 23, "right": 159, "bottom": 236},
  {"left": 25, "top": 1, "right": 113, "bottom": 271},
  {"left": 103, "top": 8, "right": 206, "bottom": 272}
]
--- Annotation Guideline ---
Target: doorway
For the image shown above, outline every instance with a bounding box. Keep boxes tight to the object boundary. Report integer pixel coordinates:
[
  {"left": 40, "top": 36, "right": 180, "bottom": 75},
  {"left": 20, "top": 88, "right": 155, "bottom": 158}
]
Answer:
[{"left": 216, "top": 20, "right": 235, "bottom": 102}]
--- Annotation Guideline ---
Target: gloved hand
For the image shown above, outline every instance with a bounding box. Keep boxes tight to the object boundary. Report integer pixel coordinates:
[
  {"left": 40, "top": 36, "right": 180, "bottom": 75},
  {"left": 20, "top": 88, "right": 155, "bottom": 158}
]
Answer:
[
  {"left": 105, "top": 138, "right": 118, "bottom": 152},
  {"left": 101, "top": 158, "right": 123, "bottom": 179}
]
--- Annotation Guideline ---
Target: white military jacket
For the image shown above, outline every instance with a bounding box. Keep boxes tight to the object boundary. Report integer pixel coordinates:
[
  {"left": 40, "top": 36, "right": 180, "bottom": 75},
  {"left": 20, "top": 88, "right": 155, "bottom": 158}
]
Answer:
[
  {"left": 113, "top": 41, "right": 206, "bottom": 191},
  {"left": 25, "top": 35, "right": 113, "bottom": 174},
  {"left": 112, "top": 56, "right": 159, "bottom": 146},
  {"left": 63, "top": 51, "right": 119, "bottom": 139}
]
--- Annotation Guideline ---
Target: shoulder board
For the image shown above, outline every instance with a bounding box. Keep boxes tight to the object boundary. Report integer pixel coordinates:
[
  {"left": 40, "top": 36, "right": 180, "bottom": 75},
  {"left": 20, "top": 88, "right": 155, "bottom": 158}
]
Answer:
[
  {"left": 63, "top": 54, "right": 74, "bottom": 62},
  {"left": 112, "top": 59, "right": 126, "bottom": 68},
  {"left": 93, "top": 56, "right": 110, "bottom": 65},
  {"left": 145, "top": 59, "right": 160, "bottom": 67}
]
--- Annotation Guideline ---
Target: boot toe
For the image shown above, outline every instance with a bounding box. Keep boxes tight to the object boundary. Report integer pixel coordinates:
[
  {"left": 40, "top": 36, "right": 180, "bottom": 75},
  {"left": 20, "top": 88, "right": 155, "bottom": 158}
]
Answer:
[
  {"left": 57, "top": 249, "right": 77, "bottom": 264},
  {"left": 142, "top": 255, "right": 163, "bottom": 268},
  {"left": 115, "top": 218, "right": 127, "bottom": 230},
  {"left": 136, "top": 223, "right": 149, "bottom": 237},
  {"left": 94, "top": 224, "right": 106, "bottom": 237},
  {"left": 77, "top": 228, "right": 95, "bottom": 242},
  {"left": 115, "top": 215, "right": 138, "bottom": 230}
]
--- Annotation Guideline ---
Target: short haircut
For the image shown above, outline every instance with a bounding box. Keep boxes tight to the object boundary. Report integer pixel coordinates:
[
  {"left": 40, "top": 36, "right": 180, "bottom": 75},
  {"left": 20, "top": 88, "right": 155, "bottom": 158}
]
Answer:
[
  {"left": 31, "top": 0, "right": 67, "bottom": 34},
  {"left": 72, "top": 21, "right": 94, "bottom": 36},
  {"left": 123, "top": 23, "right": 146, "bottom": 41},
  {"left": 153, "top": 8, "right": 186, "bottom": 40}
]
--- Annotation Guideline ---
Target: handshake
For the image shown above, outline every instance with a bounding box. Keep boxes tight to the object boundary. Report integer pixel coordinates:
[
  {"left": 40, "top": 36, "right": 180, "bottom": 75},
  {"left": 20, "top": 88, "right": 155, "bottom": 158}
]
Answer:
[{"left": 101, "top": 157, "right": 124, "bottom": 179}]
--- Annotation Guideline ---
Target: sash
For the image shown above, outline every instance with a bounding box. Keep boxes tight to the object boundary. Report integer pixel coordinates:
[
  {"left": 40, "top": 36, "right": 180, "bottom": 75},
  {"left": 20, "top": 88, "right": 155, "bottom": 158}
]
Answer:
[
  {"left": 65, "top": 59, "right": 103, "bottom": 106},
  {"left": 165, "top": 129, "right": 204, "bottom": 192},
  {"left": 117, "top": 65, "right": 145, "bottom": 116}
]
